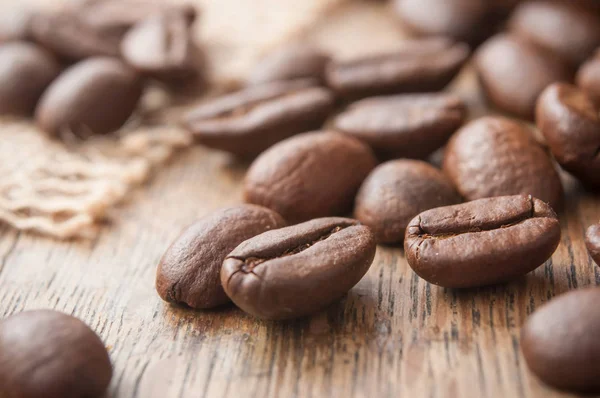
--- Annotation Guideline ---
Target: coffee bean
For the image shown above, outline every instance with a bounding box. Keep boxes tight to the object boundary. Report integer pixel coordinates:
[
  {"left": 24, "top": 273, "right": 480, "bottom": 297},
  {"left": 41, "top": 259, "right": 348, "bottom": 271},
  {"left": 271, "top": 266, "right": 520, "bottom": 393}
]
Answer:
[
  {"left": 536, "top": 83, "right": 600, "bottom": 188},
  {"left": 405, "top": 195, "right": 560, "bottom": 288},
  {"left": 221, "top": 217, "right": 376, "bottom": 320},
  {"left": 585, "top": 223, "right": 600, "bottom": 266},
  {"left": 248, "top": 44, "right": 330, "bottom": 85},
  {"left": 121, "top": 8, "right": 203, "bottom": 83},
  {"left": 0, "top": 42, "right": 60, "bottom": 116},
  {"left": 521, "top": 288, "right": 600, "bottom": 393},
  {"left": 244, "top": 131, "right": 377, "bottom": 223},
  {"left": 354, "top": 160, "right": 460, "bottom": 244},
  {"left": 184, "top": 81, "right": 334, "bottom": 158},
  {"left": 443, "top": 117, "right": 564, "bottom": 210},
  {"left": 509, "top": 1, "right": 600, "bottom": 66},
  {"left": 325, "top": 37, "right": 469, "bottom": 101},
  {"left": 0, "top": 8, "right": 34, "bottom": 43},
  {"left": 156, "top": 205, "right": 286, "bottom": 309},
  {"left": 30, "top": 11, "right": 121, "bottom": 61},
  {"left": 577, "top": 51, "right": 600, "bottom": 105},
  {"left": 332, "top": 93, "right": 466, "bottom": 160},
  {"left": 36, "top": 57, "right": 142, "bottom": 137},
  {"left": 0, "top": 310, "right": 112, "bottom": 398},
  {"left": 474, "top": 33, "right": 571, "bottom": 119}
]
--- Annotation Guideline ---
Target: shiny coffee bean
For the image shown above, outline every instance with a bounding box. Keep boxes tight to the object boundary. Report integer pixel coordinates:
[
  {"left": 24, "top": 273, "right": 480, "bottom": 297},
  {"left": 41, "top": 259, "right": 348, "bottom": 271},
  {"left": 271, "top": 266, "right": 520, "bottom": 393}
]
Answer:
[
  {"left": 536, "top": 83, "right": 600, "bottom": 188},
  {"left": 156, "top": 205, "right": 286, "bottom": 309},
  {"left": 0, "top": 42, "right": 60, "bottom": 116},
  {"left": 0, "top": 8, "right": 34, "bottom": 43},
  {"left": 405, "top": 195, "right": 560, "bottom": 288},
  {"left": 36, "top": 57, "right": 143, "bottom": 137},
  {"left": 248, "top": 43, "right": 330, "bottom": 85},
  {"left": 333, "top": 93, "right": 466, "bottom": 160},
  {"left": 325, "top": 37, "right": 469, "bottom": 101},
  {"left": 521, "top": 288, "right": 600, "bottom": 393},
  {"left": 184, "top": 80, "right": 334, "bottom": 158},
  {"left": 586, "top": 223, "right": 600, "bottom": 266},
  {"left": 354, "top": 160, "right": 460, "bottom": 244},
  {"left": 475, "top": 33, "right": 571, "bottom": 119},
  {"left": 244, "top": 131, "right": 377, "bottom": 223},
  {"left": 509, "top": 1, "right": 600, "bottom": 66},
  {"left": 443, "top": 116, "right": 564, "bottom": 210},
  {"left": 221, "top": 217, "right": 376, "bottom": 320},
  {"left": 577, "top": 51, "right": 600, "bottom": 105},
  {"left": 0, "top": 310, "right": 112, "bottom": 398}
]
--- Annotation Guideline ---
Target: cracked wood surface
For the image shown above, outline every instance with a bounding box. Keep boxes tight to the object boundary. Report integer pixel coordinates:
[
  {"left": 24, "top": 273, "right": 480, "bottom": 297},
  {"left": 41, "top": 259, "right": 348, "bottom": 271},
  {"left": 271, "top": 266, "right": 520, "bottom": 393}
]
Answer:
[{"left": 2, "top": 1, "right": 600, "bottom": 397}]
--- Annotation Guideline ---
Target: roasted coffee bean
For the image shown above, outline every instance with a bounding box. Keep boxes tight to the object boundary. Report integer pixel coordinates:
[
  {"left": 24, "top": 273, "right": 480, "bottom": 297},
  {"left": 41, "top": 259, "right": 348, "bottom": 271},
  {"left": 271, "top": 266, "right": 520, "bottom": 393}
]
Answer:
[
  {"left": 244, "top": 131, "right": 377, "bottom": 223},
  {"left": 521, "top": 288, "right": 600, "bottom": 393},
  {"left": 36, "top": 57, "right": 142, "bottom": 137},
  {"left": 156, "top": 205, "right": 286, "bottom": 309},
  {"left": 221, "top": 217, "right": 376, "bottom": 320},
  {"left": 404, "top": 195, "right": 560, "bottom": 288},
  {"left": 0, "top": 42, "right": 60, "bottom": 116},
  {"left": 0, "top": 8, "right": 34, "bottom": 43},
  {"left": 248, "top": 44, "right": 330, "bottom": 85},
  {"left": 509, "top": 1, "right": 600, "bottom": 66},
  {"left": 586, "top": 223, "right": 600, "bottom": 266},
  {"left": 475, "top": 33, "right": 571, "bottom": 119},
  {"left": 536, "top": 83, "right": 600, "bottom": 188},
  {"left": 0, "top": 310, "right": 112, "bottom": 398},
  {"left": 332, "top": 93, "right": 466, "bottom": 160},
  {"left": 443, "top": 116, "right": 564, "bottom": 210},
  {"left": 577, "top": 51, "right": 600, "bottom": 105},
  {"left": 184, "top": 81, "right": 334, "bottom": 158},
  {"left": 354, "top": 160, "right": 460, "bottom": 244},
  {"left": 325, "top": 37, "right": 469, "bottom": 101},
  {"left": 29, "top": 11, "right": 121, "bottom": 61},
  {"left": 121, "top": 9, "right": 203, "bottom": 83}
]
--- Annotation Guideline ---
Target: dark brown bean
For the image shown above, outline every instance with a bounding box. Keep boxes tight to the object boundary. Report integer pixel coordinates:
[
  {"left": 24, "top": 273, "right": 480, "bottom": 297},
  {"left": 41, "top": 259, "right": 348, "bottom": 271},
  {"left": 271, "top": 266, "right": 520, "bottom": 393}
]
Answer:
[
  {"left": 586, "top": 223, "right": 600, "bottom": 266},
  {"left": 536, "top": 83, "right": 600, "bottom": 188},
  {"left": 0, "top": 42, "right": 61, "bottom": 116},
  {"left": 577, "top": 51, "right": 600, "bottom": 105},
  {"left": 443, "top": 116, "right": 564, "bottom": 210},
  {"left": 36, "top": 57, "right": 143, "bottom": 137},
  {"left": 156, "top": 205, "right": 286, "bottom": 309},
  {"left": 0, "top": 310, "right": 112, "bottom": 398},
  {"left": 521, "top": 288, "right": 600, "bottom": 393},
  {"left": 354, "top": 160, "right": 460, "bottom": 244},
  {"left": 248, "top": 43, "right": 330, "bottom": 85},
  {"left": 183, "top": 81, "right": 335, "bottom": 158},
  {"left": 325, "top": 37, "right": 469, "bottom": 101},
  {"left": 404, "top": 195, "right": 561, "bottom": 288},
  {"left": 221, "top": 217, "right": 376, "bottom": 320},
  {"left": 244, "top": 131, "right": 377, "bottom": 224},
  {"left": 509, "top": 1, "right": 600, "bottom": 66},
  {"left": 474, "top": 33, "right": 571, "bottom": 119},
  {"left": 333, "top": 93, "right": 466, "bottom": 160}
]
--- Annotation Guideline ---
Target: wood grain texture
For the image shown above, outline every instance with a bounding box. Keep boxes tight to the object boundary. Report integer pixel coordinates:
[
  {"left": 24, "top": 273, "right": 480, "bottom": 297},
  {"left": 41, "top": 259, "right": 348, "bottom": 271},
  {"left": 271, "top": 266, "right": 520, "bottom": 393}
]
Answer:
[{"left": 2, "top": 1, "right": 600, "bottom": 397}]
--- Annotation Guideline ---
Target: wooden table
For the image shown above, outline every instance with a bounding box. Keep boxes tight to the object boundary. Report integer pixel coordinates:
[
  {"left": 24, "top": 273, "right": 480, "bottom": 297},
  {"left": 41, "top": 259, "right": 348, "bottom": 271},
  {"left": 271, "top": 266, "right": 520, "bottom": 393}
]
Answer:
[{"left": 2, "top": 1, "right": 600, "bottom": 397}]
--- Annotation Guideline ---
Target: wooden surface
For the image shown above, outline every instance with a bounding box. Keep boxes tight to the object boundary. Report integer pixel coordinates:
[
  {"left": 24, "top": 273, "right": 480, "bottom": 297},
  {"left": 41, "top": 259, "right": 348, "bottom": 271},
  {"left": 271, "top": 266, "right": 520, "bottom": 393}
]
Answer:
[{"left": 2, "top": 1, "right": 600, "bottom": 397}]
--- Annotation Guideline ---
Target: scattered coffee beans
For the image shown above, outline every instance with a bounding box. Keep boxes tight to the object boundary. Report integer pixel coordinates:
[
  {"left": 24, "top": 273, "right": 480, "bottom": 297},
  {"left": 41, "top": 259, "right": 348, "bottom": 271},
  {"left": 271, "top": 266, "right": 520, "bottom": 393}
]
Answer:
[
  {"left": 0, "top": 42, "right": 60, "bottom": 116},
  {"left": 536, "top": 83, "right": 600, "bottom": 188},
  {"left": 521, "top": 288, "right": 600, "bottom": 393},
  {"left": 248, "top": 43, "right": 330, "bottom": 85},
  {"left": 354, "top": 160, "right": 460, "bottom": 244},
  {"left": 577, "top": 51, "right": 600, "bottom": 105},
  {"left": 184, "top": 80, "right": 334, "bottom": 158},
  {"left": 509, "top": 1, "right": 600, "bottom": 66},
  {"left": 586, "top": 223, "right": 600, "bottom": 266},
  {"left": 475, "top": 33, "right": 571, "bottom": 119},
  {"left": 0, "top": 309, "right": 112, "bottom": 398},
  {"left": 325, "top": 37, "right": 469, "bottom": 100},
  {"left": 221, "top": 217, "right": 376, "bottom": 320},
  {"left": 332, "top": 93, "right": 466, "bottom": 160},
  {"left": 36, "top": 57, "right": 143, "bottom": 137},
  {"left": 405, "top": 195, "right": 561, "bottom": 288},
  {"left": 156, "top": 205, "right": 286, "bottom": 309},
  {"left": 443, "top": 116, "right": 564, "bottom": 210},
  {"left": 244, "top": 131, "right": 377, "bottom": 223}
]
